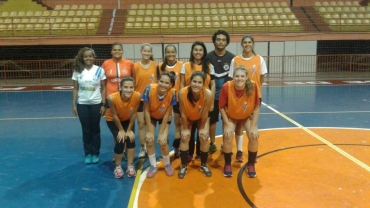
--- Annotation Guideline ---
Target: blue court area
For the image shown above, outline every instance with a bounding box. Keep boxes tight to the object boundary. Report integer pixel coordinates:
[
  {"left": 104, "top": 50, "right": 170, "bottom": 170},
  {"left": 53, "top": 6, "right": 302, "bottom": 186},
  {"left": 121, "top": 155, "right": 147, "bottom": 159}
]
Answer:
[{"left": 1, "top": 83, "right": 370, "bottom": 207}]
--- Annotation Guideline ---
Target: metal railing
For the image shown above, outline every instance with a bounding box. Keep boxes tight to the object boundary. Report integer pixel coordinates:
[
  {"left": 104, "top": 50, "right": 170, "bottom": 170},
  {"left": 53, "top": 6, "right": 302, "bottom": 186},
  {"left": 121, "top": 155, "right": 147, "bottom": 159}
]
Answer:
[{"left": 0, "top": 54, "right": 369, "bottom": 85}]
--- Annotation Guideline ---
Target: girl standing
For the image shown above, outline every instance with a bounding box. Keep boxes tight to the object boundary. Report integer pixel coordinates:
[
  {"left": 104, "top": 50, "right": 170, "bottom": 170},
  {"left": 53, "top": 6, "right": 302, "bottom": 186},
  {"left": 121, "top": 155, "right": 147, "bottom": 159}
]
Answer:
[
  {"left": 105, "top": 77, "right": 140, "bottom": 178},
  {"left": 178, "top": 71, "right": 213, "bottom": 179},
  {"left": 143, "top": 72, "right": 177, "bottom": 178},
  {"left": 72, "top": 47, "right": 106, "bottom": 164},
  {"left": 133, "top": 43, "right": 158, "bottom": 158},
  {"left": 219, "top": 66, "right": 260, "bottom": 178},
  {"left": 158, "top": 44, "right": 183, "bottom": 158}
]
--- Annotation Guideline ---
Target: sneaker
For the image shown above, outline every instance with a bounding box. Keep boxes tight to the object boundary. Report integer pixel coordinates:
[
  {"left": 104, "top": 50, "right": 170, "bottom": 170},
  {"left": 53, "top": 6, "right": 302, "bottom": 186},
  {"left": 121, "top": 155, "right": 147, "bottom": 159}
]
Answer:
[
  {"left": 208, "top": 143, "right": 217, "bottom": 154},
  {"left": 178, "top": 164, "right": 187, "bottom": 179},
  {"left": 200, "top": 164, "right": 212, "bottom": 177},
  {"left": 187, "top": 154, "right": 193, "bottom": 162},
  {"left": 220, "top": 143, "right": 224, "bottom": 153},
  {"left": 138, "top": 147, "right": 146, "bottom": 158},
  {"left": 194, "top": 154, "right": 200, "bottom": 161},
  {"left": 236, "top": 150, "right": 243, "bottom": 162},
  {"left": 247, "top": 164, "right": 257, "bottom": 178},
  {"left": 91, "top": 155, "right": 99, "bottom": 163},
  {"left": 146, "top": 165, "right": 158, "bottom": 178},
  {"left": 84, "top": 154, "right": 92, "bottom": 164},
  {"left": 223, "top": 164, "right": 232, "bottom": 177},
  {"left": 164, "top": 164, "right": 174, "bottom": 176},
  {"left": 126, "top": 164, "right": 136, "bottom": 177},
  {"left": 114, "top": 165, "right": 124, "bottom": 178},
  {"left": 174, "top": 148, "right": 180, "bottom": 158}
]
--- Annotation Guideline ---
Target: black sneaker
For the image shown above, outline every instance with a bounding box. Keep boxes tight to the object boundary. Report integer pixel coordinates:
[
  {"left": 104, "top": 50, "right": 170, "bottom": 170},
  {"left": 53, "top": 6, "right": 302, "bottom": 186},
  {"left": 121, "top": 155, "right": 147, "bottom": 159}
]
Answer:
[
  {"left": 200, "top": 164, "right": 212, "bottom": 177},
  {"left": 247, "top": 164, "right": 257, "bottom": 178},
  {"left": 178, "top": 164, "right": 187, "bottom": 179},
  {"left": 236, "top": 150, "right": 243, "bottom": 162}
]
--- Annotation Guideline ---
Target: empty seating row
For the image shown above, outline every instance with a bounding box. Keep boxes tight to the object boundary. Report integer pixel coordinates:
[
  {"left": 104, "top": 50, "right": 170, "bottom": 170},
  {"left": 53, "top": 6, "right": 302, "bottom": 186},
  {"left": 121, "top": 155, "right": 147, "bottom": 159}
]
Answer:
[
  {"left": 0, "top": 10, "right": 101, "bottom": 18},
  {"left": 322, "top": 12, "right": 370, "bottom": 19},
  {"left": 316, "top": 6, "right": 369, "bottom": 13},
  {"left": 327, "top": 19, "right": 370, "bottom": 25},
  {"left": 314, "top": 1, "right": 360, "bottom": 7},
  {"left": 327, "top": 19, "right": 370, "bottom": 32},
  {"left": 0, "top": 17, "right": 99, "bottom": 24},
  {"left": 0, "top": 22, "right": 96, "bottom": 36},
  {"left": 127, "top": 7, "right": 292, "bottom": 16},
  {"left": 54, "top": 4, "right": 102, "bottom": 10},
  {"left": 127, "top": 14, "right": 298, "bottom": 23},
  {"left": 130, "top": 2, "right": 289, "bottom": 10}
]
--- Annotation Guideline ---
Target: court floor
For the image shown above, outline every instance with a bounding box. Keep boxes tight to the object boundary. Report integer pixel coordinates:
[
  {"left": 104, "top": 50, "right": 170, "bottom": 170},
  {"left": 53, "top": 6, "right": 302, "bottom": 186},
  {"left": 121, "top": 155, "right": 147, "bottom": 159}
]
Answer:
[{"left": 1, "top": 80, "right": 370, "bottom": 208}]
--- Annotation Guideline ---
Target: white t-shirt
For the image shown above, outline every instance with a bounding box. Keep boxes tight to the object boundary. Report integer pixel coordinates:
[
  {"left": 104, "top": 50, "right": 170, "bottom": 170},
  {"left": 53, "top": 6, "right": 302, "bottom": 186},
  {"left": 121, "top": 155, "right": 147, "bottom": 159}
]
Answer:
[
  {"left": 228, "top": 55, "right": 268, "bottom": 78},
  {"left": 72, "top": 65, "right": 106, "bottom": 105}
]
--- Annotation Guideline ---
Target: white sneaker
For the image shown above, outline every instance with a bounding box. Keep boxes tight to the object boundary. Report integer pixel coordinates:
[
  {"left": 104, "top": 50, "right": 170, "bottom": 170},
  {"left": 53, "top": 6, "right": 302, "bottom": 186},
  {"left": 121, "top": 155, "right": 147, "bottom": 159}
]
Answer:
[{"left": 138, "top": 147, "right": 146, "bottom": 158}]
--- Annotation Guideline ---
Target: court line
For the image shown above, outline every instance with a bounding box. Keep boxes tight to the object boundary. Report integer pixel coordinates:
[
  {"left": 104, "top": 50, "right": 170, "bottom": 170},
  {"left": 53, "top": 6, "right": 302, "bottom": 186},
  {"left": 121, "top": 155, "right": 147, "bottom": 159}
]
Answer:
[
  {"left": 2, "top": 110, "right": 370, "bottom": 121},
  {"left": 128, "top": 158, "right": 145, "bottom": 208},
  {"left": 262, "top": 102, "right": 370, "bottom": 172}
]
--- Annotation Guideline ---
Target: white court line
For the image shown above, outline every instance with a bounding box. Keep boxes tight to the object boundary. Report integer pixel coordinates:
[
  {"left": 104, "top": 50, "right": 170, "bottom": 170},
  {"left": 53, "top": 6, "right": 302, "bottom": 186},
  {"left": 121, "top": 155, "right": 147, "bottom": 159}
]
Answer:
[
  {"left": 0, "top": 117, "right": 76, "bottom": 121},
  {"left": 262, "top": 102, "right": 370, "bottom": 172}
]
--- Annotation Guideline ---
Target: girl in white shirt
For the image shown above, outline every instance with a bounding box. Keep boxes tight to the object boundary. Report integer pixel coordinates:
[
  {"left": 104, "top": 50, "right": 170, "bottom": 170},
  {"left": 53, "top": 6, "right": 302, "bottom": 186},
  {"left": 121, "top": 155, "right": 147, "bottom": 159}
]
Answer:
[{"left": 72, "top": 47, "right": 106, "bottom": 164}]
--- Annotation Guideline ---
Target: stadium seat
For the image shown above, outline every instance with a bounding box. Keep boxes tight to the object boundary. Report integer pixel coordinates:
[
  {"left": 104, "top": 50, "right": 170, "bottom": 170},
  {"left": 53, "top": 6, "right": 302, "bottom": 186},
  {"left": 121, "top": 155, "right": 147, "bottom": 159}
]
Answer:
[
  {"left": 225, "top": 3, "right": 233, "bottom": 8},
  {"left": 249, "top": 2, "right": 257, "bottom": 7},
  {"left": 194, "top": 9, "right": 202, "bottom": 15},
  {"left": 34, "top": 11, "right": 42, "bottom": 17},
  {"left": 322, "top": 1, "right": 330, "bottom": 6},
  {"left": 194, "top": 3, "right": 201, "bottom": 9},
  {"left": 356, "top": 13, "right": 365, "bottom": 18},
  {"left": 254, "top": 15, "right": 262, "bottom": 20},
  {"left": 314, "top": 2, "right": 321, "bottom": 7},
  {"left": 203, "top": 9, "right": 210, "bottom": 15},
  {"left": 163, "top": 4, "right": 170, "bottom": 9},
  {"left": 17, "top": 11, "right": 25, "bottom": 17},
  {"left": 241, "top": 3, "right": 248, "bottom": 8},
  {"left": 344, "top": 1, "right": 352, "bottom": 6},
  {"left": 350, "top": 7, "right": 358, "bottom": 12},
  {"left": 178, "top": 4, "right": 185, "bottom": 9},
  {"left": 217, "top": 3, "right": 225, "bottom": 8},
  {"left": 146, "top": 10, "right": 153, "bottom": 15},
  {"left": 153, "top": 10, "right": 161, "bottom": 15},
  {"left": 76, "top": 10, "right": 84, "bottom": 17},
  {"left": 62, "top": 5, "right": 70, "bottom": 10},
  {"left": 138, "top": 4, "right": 146, "bottom": 10},
  {"left": 280, "top": 2, "right": 288, "bottom": 7},
  {"left": 68, "top": 11, "right": 76, "bottom": 16},
  {"left": 211, "top": 15, "right": 220, "bottom": 21},
  {"left": 358, "top": 7, "right": 366, "bottom": 12},
  {"left": 9, "top": 11, "right": 17, "bottom": 17},
  {"left": 257, "top": 2, "right": 264, "bottom": 7},
  {"left": 251, "top": 8, "right": 259, "bottom": 14},
  {"left": 226, "top": 8, "right": 234, "bottom": 14},
  {"left": 95, "top": 4, "right": 102, "bottom": 10},
  {"left": 342, "top": 7, "right": 350, "bottom": 12},
  {"left": 259, "top": 8, "right": 267, "bottom": 13},
  {"left": 71, "top": 5, "right": 78, "bottom": 10},
  {"left": 265, "top": 2, "right": 272, "bottom": 7},
  {"left": 162, "top": 10, "right": 169, "bottom": 15},
  {"left": 326, "top": 7, "right": 335, "bottom": 13},
  {"left": 186, "top": 3, "right": 193, "bottom": 9},
  {"left": 130, "top": 4, "right": 138, "bottom": 10},
  {"left": 272, "top": 2, "right": 280, "bottom": 7},
  {"left": 55, "top": 5, "right": 62, "bottom": 10},
  {"left": 280, "top": 14, "right": 288, "bottom": 19},
  {"left": 79, "top": 5, "right": 86, "bottom": 10},
  {"left": 245, "top": 15, "right": 253, "bottom": 20},
  {"left": 288, "top": 14, "right": 296, "bottom": 19},
  {"left": 202, "top": 3, "right": 209, "bottom": 8},
  {"left": 337, "top": 1, "right": 345, "bottom": 6}
]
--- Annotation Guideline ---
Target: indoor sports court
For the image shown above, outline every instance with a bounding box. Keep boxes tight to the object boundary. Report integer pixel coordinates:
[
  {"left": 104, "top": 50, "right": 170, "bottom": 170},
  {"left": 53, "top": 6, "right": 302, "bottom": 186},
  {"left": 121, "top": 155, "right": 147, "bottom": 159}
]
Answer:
[{"left": 1, "top": 0, "right": 370, "bottom": 207}]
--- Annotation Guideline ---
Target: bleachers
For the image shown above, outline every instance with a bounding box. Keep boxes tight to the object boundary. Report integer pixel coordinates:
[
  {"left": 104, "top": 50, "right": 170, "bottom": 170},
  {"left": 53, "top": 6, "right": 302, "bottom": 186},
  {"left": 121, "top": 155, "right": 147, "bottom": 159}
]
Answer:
[
  {"left": 0, "top": 1, "right": 103, "bottom": 36},
  {"left": 124, "top": 2, "right": 304, "bottom": 34},
  {"left": 314, "top": 1, "right": 370, "bottom": 32}
]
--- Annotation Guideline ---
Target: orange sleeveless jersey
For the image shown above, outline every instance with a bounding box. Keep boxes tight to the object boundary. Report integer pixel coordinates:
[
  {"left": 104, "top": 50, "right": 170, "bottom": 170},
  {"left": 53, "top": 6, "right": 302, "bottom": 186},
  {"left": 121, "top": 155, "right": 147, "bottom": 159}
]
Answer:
[
  {"left": 102, "top": 58, "right": 134, "bottom": 97},
  {"left": 179, "top": 87, "right": 206, "bottom": 121},
  {"left": 224, "top": 81, "right": 259, "bottom": 120},
  {"left": 232, "top": 55, "right": 262, "bottom": 98},
  {"left": 105, "top": 91, "right": 141, "bottom": 121},
  {"left": 158, "top": 61, "right": 183, "bottom": 100},
  {"left": 133, "top": 61, "right": 157, "bottom": 94},
  {"left": 182, "top": 62, "right": 211, "bottom": 89},
  {"left": 146, "top": 84, "right": 176, "bottom": 119}
]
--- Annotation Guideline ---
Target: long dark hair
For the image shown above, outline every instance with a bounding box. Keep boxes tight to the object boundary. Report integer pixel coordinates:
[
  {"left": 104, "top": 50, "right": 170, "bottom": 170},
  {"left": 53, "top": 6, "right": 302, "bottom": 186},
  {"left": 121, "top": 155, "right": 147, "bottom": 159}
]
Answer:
[
  {"left": 187, "top": 71, "right": 206, "bottom": 107},
  {"left": 73, "top": 47, "right": 96, "bottom": 73},
  {"left": 189, "top": 41, "right": 209, "bottom": 74},
  {"left": 241, "top": 34, "right": 257, "bottom": 56},
  {"left": 233, "top": 66, "right": 254, "bottom": 96},
  {"left": 160, "top": 44, "right": 177, "bottom": 72}
]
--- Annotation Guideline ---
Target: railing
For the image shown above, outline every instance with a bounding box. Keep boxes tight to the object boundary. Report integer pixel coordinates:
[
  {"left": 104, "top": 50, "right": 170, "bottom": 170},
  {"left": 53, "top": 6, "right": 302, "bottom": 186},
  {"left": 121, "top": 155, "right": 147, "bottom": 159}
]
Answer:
[{"left": 0, "top": 54, "right": 369, "bottom": 85}]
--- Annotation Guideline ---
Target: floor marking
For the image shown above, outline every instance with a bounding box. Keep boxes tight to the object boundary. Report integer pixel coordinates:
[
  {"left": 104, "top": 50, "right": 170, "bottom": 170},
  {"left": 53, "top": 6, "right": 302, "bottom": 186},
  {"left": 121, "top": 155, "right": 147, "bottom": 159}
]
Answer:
[
  {"left": 128, "top": 158, "right": 145, "bottom": 208},
  {"left": 262, "top": 102, "right": 370, "bottom": 172},
  {"left": 0, "top": 117, "right": 76, "bottom": 121}
]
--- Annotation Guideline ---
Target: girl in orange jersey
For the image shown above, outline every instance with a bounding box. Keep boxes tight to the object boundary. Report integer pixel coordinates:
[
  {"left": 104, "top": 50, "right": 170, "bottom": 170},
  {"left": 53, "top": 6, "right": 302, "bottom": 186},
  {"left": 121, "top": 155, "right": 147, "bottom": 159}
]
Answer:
[
  {"left": 102, "top": 42, "right": 134, "bottom": 161},
  {"left": 142, "top": 71, "right": 177, "bottom": 178},
  {"left": 228, "top": 34, "right": 267, "bottom": 163},
  {"left": 133, "top": 43, "right": 158, "bottom": 158},
  {"left": 178, "top": 71, "right": 213, "bottom": 179},
  {"left": 105, "top": 77, "right": 141, "bottom": 178},
  {"left": 158, "top": 44, "right": 183, "bottom": 158},
  {"left": 220, "top": 66, "right": 260, "bottom": 178},
  {"left": 180, "top": 41, "right": 215, "bottom": 161}
]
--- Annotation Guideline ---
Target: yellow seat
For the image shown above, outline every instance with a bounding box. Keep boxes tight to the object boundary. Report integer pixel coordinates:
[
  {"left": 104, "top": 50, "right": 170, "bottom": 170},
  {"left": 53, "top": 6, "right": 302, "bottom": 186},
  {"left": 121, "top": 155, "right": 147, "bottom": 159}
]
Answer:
[
  {"left": 217, "top": 3, "right": 225, "bottom": 8},
  {"left": 186, "top": 3, "right": 193, "bottom": 9},
  {"left": 265, "top": 2, "right": 272, "bottom": 7},
  {"left": 59, "top": 11, "right": 67, "bottom": 17},
  {"left": 154, "top": 4, "right": 161, "bottom": 9},
  {"left": 280, "top": 2, "right": 288, "bottom": 7},
  {"left": 67, "top": 11, "right": 76, "bottom": 16},
  {"left": 29, "top": 18, "right": 37, "bottom": 24},
  {"left": 71, "top": 5, "right": 78, "bottom": 10},
  {"left": 259, "top": 8, "right": 267, "bottom": 13},
  {"left": 62, "top": 5, "right": 70, "bottom": 10},
  {"left": 64, "top": 17, "right": 72, "bottom": 23},
  {"left": 84, "top": 10, "right": 92, "bottom": 16},
  {"left": 9, "top": 11, "right": 17, "bottom": 17},
  {"left": 194, "top": 3, "right": 201, "bottom": 9},
  {"left": 79, "top": 5, "right": 87, "bottom": 10},
  {"left": 162, "top": 4, "right": 170, "bottom": 9},
  {"left": 21, "top": 18, "right": 29, "bottom": 24},
  {"left": 86, "top": 4, "right": 94, "bottom": 10},
  {"left": 194, "top": 9, "right": 202, "bottom": 15},
  {"left": 170, "top": 4, "right": 177, "bottom": 9},
  {"left": 55, "top": 5, "right": 62, "bottom": 10},
  {"left": 218, "top": 8, "right": 226, "bottom": 14},
  {"left": 257, "top": 2, "right": 264, "bottom": 8},
  {"left": 234, "top": 3, "right": 241, "bottom": 8},
  {"left": 226, "top": 8, "right": 234, "bottom": 14},
  {"left": 225, "top": 3, "right": 233, "bottom": 8},
  {"left": 243, "top": 8, "right": 251, "bottom": 13},
  {"left": 146, "top": 4, "right": 153, "bottom": 9},
  {"left": 25, "top": 11, "right": 34, "bottom": 17},
  {"left": 203, "top": 9, "right": 210, "bottom": 15},
  {"left": 241, "top": 3, "right": 248, "bottom": 8},
  {"left": 76, "top": 10, "right": 84, "bottom": 17},
  {"left": 50, "top": 11, "right": 58, "bottom": 17},
  {"left": 186, "top": 9, "right": 193, "bottom": 15},
  {"left": 337, "top": 1, "right": 345, "bottom": 6},
  {"left": 249, "top": 2, "right": 257, "bottom": 7},
  {"left": 202, "top": 3, "right": 209, "bottom": 8},
  {"left": 34, "top": 11, "right": 42, "bottom": 17},
  {"left": 272, "top": 2, "right": 280, "bottom": 7}
]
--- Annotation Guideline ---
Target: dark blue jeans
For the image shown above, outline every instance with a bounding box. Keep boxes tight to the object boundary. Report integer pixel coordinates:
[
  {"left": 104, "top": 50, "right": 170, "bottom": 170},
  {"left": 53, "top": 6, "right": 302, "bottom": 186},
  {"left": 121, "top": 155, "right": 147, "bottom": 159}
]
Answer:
[{"left": 77, "top": 104, "right": 102, "bottom": 156}]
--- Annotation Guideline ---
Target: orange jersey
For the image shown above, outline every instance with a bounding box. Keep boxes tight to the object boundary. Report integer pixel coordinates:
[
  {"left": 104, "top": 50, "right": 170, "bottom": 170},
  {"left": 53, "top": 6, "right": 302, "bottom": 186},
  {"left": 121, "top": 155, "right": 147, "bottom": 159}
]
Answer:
[
  {"left": 232, "top": 55, "right": 262, "bottom": 98},
  {"left": 222, "top": 81, "right": 259, "bottom": 120},
  {"left": 102, "top": 58, "right": 134, "bottom": 97},
  {"left": 158, "top": 61, "right": 183, "bottom": 100},
  {"left": 144, "top": 84, "right": 176, "bottom": 119},
  {"left": 179, "top": 86, "right": 206, "bottom": 121},
  {"left": 133, "top": 61, "right": 157, "bottom": 95},
  {"left": 182, "top": 62, "right": 211, "bottom": 89},
  {"left": 105, "top": 91, "right": 141, "bottom": 121}
]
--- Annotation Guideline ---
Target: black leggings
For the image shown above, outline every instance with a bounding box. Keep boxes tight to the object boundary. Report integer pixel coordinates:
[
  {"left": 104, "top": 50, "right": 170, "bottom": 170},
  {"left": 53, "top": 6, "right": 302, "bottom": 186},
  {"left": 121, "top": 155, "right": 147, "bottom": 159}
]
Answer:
[{"left": 106, "top": 120, "right": 136, "bottom": 154}]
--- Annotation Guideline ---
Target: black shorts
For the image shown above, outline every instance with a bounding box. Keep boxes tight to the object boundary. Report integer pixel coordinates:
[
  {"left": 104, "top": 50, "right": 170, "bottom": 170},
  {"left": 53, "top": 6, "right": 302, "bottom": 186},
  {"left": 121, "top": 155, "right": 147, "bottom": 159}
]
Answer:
[
  {"left": 151, "top": 117, "right": 171, "bottom": 125},
  {"left": 106, "top": 120, "right": 130, "bottom": 137},
  {"left": 137, "top": 101, "right": 144, "bottom": 112},
  {"left": 209, "top": 100, "right": 219, "bottom": 124},
  {"left": 173, "top": 103, "right": 180, "bottom": 114}
]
